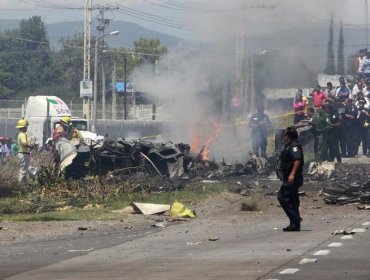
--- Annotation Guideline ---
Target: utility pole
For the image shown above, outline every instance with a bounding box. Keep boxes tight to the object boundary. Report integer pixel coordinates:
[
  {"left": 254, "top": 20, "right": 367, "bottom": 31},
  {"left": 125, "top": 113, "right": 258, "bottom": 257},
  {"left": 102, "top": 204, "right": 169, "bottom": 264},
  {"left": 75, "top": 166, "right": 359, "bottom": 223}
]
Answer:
[
  {"left": 82, "top": 0, "right": 92, "bottom": 120},
  {"left": 95, "top": 5, "right": 119, "bottom": 122},
  {"left": 366, "top": 0, "right": 369, "bottom": 49},
  {"left": 235, "top": 22, "right": 246, "bottom": 114},
  {"left": 102, "top": 63, "right": 106, "bottom": 119},
  {"left": 124, "top": 55, "right": 128, "bottom": 120},
  {"left": 112, "top": 61, "right": 117, "bottom": 120}
]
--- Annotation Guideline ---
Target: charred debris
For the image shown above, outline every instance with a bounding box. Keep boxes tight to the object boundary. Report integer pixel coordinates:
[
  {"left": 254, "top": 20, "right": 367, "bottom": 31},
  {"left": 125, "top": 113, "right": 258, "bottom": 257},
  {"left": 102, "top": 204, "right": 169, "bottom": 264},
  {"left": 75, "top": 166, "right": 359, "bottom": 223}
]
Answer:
[{"left": 61, "top": 138, "right": 274, "bottom": 184}]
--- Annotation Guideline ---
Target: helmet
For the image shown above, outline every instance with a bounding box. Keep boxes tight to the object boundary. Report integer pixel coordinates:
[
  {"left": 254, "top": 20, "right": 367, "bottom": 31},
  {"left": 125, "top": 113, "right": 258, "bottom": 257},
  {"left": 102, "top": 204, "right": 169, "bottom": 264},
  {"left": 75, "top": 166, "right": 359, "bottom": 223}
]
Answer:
[
  {"left": 60, "top": 116, "right": 71, "bottom": 125},
  {"left": 16, "top": 118, "right": 29, "bottom": 128}
]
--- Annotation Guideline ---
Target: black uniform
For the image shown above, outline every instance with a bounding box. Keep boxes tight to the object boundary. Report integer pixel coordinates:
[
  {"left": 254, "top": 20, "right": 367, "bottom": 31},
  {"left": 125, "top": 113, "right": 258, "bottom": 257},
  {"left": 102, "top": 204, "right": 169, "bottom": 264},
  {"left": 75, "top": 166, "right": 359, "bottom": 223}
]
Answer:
[
  {"left": 327, "top": 110, "right": 342, "bottom": 162},
  {"left": 343, "top": 105, "right": 359, "bottom": 157},
  {"left": 249, "top": 113, "right": 271, "bottom": 158},
  {"left": 357, "top": 108, "right": 369, "bottom": 155},
  {"left": 277, "top": 140, "right": 304, "bottom": 227},
  {"left": 336, "top": 104, "right": 347, "bottom": 157}
]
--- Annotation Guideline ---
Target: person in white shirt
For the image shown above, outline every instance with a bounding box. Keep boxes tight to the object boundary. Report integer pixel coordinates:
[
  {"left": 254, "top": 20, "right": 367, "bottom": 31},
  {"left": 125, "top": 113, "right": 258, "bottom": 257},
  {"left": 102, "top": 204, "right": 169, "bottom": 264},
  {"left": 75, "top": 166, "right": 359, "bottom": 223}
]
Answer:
[{"left": 351, "top": 79, "right": 365, "bottom": 99}]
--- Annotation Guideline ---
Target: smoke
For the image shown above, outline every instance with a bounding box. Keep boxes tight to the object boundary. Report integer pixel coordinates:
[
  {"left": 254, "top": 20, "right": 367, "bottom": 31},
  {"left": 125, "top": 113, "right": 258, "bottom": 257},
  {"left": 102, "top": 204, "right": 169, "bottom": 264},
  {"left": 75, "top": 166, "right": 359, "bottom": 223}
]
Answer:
[{"left": 131, "top": 0, "right": 358, "bottom": 162}]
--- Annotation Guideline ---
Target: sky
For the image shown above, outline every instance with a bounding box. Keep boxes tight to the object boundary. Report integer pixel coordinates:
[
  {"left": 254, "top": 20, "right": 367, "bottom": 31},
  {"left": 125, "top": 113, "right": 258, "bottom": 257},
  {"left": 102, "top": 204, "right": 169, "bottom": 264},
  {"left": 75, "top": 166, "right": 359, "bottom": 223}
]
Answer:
[{"left": 0, "top": 0, "right": 369, "bottom": 40}]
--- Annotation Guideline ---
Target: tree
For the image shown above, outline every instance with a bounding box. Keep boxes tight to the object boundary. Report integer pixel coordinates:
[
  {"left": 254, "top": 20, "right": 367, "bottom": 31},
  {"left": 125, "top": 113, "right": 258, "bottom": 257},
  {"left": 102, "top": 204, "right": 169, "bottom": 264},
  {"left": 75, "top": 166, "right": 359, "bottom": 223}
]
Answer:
[
  {"left": 133, "top": 38, "right": 167, "bottom": 65},
  {"left": 54, "top": 34, "right": 84, "bottom": 93},
  {"left": 0, "top": 16, "right": 57, "bottom": 97},
  {"left": 325, "top": 15, "right": 336, "bottom": 75},
  {"left": 337, "top": 21, "right": 345, "bottom": 75}
]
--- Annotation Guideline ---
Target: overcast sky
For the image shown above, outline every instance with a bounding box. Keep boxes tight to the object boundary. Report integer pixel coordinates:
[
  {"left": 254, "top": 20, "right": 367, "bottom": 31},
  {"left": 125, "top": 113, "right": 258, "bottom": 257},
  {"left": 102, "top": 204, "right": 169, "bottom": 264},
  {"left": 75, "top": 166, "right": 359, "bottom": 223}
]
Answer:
[{"left": 0, "top": 0, "right": 369, "bottom": 40}]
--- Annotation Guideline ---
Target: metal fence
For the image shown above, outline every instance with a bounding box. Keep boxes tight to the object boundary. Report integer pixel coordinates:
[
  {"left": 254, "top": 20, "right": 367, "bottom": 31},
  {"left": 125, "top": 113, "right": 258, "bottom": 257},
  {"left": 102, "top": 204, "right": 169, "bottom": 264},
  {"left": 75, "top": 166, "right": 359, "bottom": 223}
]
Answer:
[{"left": 0, "top": 99, "right": 167, "bottom": 121}]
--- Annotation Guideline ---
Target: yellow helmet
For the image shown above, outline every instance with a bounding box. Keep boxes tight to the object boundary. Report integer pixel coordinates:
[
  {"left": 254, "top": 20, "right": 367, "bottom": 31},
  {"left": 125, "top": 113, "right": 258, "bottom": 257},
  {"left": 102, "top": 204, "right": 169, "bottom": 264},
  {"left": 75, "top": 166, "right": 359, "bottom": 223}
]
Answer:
[
  {"left": 60, "top": 116, "right": 72, "bottom": 125},
  {"left": 16, "top": 118, "right": 29, "bottom": 128}
]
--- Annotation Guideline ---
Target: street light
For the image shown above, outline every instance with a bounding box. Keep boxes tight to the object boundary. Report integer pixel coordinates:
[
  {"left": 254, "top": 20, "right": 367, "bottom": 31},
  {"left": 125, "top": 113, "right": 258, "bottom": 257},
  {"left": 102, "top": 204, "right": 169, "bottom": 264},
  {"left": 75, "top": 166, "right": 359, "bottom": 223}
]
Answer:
[{"left": 92, "top": 30, "right": 120, "bottom": 133}]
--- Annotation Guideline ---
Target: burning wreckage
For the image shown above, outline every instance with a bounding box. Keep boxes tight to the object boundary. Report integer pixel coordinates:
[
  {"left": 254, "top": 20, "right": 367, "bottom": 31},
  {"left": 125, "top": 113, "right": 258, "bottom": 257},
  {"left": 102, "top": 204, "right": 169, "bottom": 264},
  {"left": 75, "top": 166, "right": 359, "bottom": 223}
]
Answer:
[
  {"left": 53, "top": 137, "right": 273, "bottom": 182},
  {"left": 50, "top": 124, "right": 370, "bottom": 208}
]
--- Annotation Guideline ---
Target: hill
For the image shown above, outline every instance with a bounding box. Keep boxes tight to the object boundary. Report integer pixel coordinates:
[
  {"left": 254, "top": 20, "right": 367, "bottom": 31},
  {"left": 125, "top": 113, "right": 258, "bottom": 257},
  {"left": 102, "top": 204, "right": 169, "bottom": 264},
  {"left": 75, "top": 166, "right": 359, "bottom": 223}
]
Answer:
[{"left": 0, "top": 19, "right": 184, "bottom": 48}]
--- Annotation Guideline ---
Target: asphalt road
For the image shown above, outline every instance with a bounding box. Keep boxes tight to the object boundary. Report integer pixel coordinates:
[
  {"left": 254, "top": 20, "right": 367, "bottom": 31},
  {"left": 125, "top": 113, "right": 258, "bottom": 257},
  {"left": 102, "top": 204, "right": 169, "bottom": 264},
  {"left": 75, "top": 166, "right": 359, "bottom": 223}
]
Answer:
[{"left": 3, "top": 201, "right": 370, "bottom": 280}]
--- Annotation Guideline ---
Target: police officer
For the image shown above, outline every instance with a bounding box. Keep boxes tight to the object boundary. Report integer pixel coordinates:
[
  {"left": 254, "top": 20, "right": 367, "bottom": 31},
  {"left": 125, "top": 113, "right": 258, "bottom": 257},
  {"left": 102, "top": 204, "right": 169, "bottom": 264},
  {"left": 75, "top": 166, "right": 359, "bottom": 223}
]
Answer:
[
  {"left": 357, "top": 99, "right": 369, "bottom": 155},
  {"left": 326, "top": 103, "right": 342, "bottom": 162},
  {"left": 249, "top": 106, "right": 271, "bottom": 158},
  {"left": 277, "top": 127, "right": 304, "bottom": 231},
  {"left": 343, "top": 98, "right": 359, "bottom": 157}
]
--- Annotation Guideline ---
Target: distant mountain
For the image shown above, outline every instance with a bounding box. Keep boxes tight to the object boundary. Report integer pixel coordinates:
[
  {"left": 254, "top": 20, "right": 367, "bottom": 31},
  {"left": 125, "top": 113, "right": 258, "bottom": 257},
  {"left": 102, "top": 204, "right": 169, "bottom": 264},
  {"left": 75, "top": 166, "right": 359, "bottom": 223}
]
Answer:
[
  {"left": 0, "top": 19, "right": 185, "bottom": 48},
  {"left": 0, "top": 19, "right": 21, "bottom": 31}
]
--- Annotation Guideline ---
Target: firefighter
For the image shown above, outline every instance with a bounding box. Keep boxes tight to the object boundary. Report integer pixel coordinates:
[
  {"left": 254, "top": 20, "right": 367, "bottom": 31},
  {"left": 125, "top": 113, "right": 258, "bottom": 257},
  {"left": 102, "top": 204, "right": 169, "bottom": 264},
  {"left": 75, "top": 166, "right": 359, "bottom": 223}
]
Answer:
[
  {"left": 276, "top": 127, "right": 304, "bottom": 232},
  {"left": 52, "top": 116, "right": 72, "bottom": 142},
  {"left": 52, "top": 116, "right": 82, "bottom": 145},
  {"left": 15, "top": 118, "right": 34, "bottom": 185},
  {"left": 249, "top": 106, "right": 271, "bottom": 158}
]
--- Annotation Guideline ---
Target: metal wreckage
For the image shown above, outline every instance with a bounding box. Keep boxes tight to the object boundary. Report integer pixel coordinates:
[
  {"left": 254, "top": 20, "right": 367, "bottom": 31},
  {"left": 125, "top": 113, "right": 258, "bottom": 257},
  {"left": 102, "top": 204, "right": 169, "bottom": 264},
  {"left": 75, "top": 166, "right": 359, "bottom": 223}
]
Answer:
[
  {"left": 56, "top": 137, "right": 274, "bottom": 181},
  {"left": 53, "top": 124, "right": 370, "bottom": 208}
]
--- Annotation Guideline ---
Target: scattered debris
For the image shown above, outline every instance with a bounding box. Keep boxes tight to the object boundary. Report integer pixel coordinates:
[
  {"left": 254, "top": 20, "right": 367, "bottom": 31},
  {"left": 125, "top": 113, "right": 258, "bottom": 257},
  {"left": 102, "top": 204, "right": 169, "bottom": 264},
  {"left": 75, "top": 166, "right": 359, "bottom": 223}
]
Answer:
[
  {"left": 299, "top": 191, "right": 306, "bottom": 196},
  {"left": 130, "top": 202, "right": 170, "bottom": 215},
  {"left": 0, "top": 226, "right": 9, "bottom": 230},
  {"left": 152, "top": 222, "right": 168, "bottom": 228},
  {"left": 332, "top": 229, "right": 356, "bottom": 235},
  {"left": 201, "top": 180, "right": 220, "bottom": 184},
  {"left": 78, "top": 227, "right": 88, "bottom": 231},
  {"left": 208, "top": 236, "right": 219, "bottom": 241},
  {"left": 317, "top": 164, "right": 370, "bottom": 205},
  {"left": 357, "top": 204, "right": 370, "bottom": 210},
  {"left": 68, "top": 248, "right": 94, "bottom": 252},
  {"left": 307, "top": 161, "right": 335, "bottom": 178},
  {"left": 170, "top": 202, "right": 196, "bottom": 218},
  {"left": 186, "top": 241, "right": 202, "bottom": 246}
]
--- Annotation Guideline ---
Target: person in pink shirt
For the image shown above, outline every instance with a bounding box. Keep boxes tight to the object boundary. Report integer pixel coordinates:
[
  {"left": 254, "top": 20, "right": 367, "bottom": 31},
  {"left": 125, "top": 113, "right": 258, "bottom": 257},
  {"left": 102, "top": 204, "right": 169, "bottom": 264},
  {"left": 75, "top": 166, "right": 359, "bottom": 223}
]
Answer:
[
  {"left": 293, "top": 89, "right": 309, "bottom": 124},
  {"left": 310, "top": 85, "right": 328, "bottom": 109}
]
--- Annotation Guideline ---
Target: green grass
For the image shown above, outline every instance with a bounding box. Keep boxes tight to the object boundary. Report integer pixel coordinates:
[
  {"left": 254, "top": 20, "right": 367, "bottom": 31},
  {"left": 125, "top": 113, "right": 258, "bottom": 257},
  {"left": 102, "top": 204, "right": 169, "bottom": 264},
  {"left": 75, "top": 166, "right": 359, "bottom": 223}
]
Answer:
[{"left": 0, "top": 181, "right": 227, "bottom": 222}]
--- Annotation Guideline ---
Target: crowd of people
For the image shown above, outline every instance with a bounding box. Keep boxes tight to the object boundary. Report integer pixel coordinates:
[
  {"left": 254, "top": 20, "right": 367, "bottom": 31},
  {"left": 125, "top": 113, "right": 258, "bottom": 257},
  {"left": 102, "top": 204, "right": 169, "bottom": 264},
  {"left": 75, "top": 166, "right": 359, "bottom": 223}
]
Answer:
[{"left": 293, "top": 76, "right": 370, "bottom": 161}]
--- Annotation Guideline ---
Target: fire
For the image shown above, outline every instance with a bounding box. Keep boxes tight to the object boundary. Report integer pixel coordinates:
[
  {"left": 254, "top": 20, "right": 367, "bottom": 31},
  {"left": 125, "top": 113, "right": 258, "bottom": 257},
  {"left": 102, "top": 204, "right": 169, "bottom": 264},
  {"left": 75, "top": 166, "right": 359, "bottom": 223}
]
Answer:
[{"left": 190, "top": 117, "right": 221, "bottom": 161}]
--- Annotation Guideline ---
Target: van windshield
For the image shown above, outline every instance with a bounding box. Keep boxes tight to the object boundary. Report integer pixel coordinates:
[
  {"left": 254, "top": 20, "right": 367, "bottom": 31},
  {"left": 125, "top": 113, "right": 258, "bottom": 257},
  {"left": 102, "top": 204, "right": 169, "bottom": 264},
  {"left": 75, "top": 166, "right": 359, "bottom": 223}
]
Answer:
[{"left": 72, "top": 120, "right": 88, "bottom": 131}]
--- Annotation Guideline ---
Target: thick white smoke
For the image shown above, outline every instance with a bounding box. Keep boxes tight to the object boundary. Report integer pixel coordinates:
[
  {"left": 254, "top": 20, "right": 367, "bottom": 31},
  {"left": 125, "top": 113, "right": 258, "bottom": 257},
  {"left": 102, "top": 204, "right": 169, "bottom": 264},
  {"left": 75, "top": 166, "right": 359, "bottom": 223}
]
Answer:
[{"left": 132, "top": 0, "right": 361, "bottom": 162}]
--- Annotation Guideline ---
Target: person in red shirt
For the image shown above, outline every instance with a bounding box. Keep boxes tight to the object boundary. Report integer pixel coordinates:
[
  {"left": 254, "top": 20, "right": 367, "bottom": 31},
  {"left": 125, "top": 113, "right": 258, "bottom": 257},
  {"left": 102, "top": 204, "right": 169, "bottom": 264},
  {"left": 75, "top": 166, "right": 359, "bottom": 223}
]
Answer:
[{"left": 310, "top": 85, "right": 328, "bottom": 110}]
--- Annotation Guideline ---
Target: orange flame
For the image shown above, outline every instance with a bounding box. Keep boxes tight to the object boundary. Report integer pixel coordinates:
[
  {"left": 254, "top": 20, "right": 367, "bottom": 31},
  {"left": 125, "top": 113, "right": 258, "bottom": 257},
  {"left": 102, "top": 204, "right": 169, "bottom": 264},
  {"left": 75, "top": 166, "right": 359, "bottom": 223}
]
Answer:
[{"left": 190, "top": 117, "right": 221, "bottom": 161}]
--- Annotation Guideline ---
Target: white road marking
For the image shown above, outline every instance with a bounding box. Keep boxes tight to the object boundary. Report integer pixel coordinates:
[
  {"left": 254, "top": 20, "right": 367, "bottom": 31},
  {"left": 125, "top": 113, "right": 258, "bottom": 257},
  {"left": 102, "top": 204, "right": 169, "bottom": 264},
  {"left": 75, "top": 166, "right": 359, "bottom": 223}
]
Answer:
[
  {"left": 328, "top": 242, "right": 342, "bottom": 247},
  {"left": 279, "top": 268, "right": 300, "bottom": 274},
  {"left": 341, "top": 235, "right": 354, "bottom": 240},
  {"left": 313, "top": 250, "right": 330, "bottom": 256},
  {"left": 352, "top": 228, "right": 366, "bottom": 233},
  {"left": 299, "top": 258, "right": 317, "bottom": 264},
  {"left": 361, "top": 222, "right": 370, "bottom": 226}
]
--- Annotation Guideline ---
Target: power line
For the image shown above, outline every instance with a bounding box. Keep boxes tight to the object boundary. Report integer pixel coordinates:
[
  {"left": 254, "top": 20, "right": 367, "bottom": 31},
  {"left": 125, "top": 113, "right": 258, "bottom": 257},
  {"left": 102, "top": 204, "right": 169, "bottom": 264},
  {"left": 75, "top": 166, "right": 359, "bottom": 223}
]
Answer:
[
  {"left": 142, "top": 0, "right": 183, "bottom": 11},
  {"left": 115, "top": 9, "right": 184, "bottom": 29},
  {"left": 16, "top": 0, "right": 83, "bottom": 10}
]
